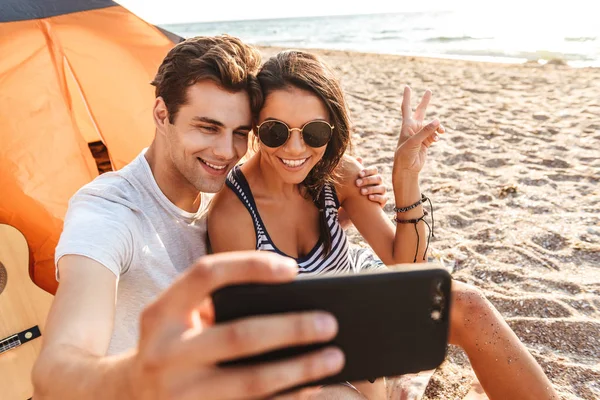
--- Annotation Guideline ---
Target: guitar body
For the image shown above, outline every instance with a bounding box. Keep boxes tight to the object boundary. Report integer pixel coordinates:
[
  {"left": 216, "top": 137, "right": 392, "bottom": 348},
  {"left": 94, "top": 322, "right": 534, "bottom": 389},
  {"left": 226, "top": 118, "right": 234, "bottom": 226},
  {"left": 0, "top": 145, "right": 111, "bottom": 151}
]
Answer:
[{"left": 0, "top": 224, "right": 53, "bottom": 399}]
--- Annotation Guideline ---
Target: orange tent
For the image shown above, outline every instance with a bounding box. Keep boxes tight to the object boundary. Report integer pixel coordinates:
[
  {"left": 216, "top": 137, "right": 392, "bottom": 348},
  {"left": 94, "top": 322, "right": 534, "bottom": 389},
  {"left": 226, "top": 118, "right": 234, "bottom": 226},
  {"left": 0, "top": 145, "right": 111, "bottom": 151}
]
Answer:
[{"left": 0, "top": 0, "right": 181, "bottom": 294}]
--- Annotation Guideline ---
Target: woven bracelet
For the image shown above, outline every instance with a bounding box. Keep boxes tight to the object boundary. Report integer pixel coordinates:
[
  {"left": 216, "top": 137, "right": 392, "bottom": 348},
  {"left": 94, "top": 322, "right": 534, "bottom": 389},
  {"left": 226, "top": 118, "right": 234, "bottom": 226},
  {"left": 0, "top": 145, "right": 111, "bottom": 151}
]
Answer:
[
  {"left": 395, "top": 213, "right": 427, "bottom": 224},
  {"left": 394, "top": 194, "right": 428, "bottom": 213}
]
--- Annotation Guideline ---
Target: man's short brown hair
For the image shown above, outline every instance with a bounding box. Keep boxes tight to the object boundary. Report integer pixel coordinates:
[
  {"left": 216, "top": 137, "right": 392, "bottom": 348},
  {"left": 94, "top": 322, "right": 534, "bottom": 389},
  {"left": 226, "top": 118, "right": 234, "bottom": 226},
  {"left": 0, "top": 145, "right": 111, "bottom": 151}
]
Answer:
[{"left": 151, "top": 35, "right": 263, "bottom": 123}]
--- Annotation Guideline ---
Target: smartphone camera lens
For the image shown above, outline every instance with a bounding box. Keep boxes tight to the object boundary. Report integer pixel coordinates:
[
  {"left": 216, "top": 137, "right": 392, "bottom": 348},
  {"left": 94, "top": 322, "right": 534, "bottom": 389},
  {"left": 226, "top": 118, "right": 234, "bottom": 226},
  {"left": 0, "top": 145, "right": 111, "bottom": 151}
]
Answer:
[{"left": 430, "top": 278, "right": 445, "bottom": 322}]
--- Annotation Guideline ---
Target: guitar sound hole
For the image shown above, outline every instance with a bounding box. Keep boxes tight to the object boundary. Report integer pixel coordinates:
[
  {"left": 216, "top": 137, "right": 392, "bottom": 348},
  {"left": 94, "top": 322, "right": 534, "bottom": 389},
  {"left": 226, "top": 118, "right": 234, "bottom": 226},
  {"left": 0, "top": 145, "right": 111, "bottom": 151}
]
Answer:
[{"left": 0, "top": 262, "right": 6, "bottom": 295}]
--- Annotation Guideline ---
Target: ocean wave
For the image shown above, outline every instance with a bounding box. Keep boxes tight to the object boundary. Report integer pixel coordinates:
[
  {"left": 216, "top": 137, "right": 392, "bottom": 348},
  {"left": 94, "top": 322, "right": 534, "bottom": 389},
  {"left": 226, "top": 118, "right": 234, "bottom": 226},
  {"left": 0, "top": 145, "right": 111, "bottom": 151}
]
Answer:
[
  {"left": 320, "top": 34, "right": 357, "bottom": 43},
  {"left": 264, "top": 38, "right": 308, "bottom": 44},
  {"left": 379, "top": 29, "right": 402, "bottom": 34},
  {"left": 424, "top": 36, "right": 489, "bottom": 43},
  {"left": 436, "top": 47, "right": 599, "bottom": 66},
  {"left": 520, "top": 50, "right": 592, "bottom": 62},
  {"left": 565, "top": 37, "right": 597, "bottom": 42},
  {"left": 373, "top": 35, "right": 404, "bottom": 41}
]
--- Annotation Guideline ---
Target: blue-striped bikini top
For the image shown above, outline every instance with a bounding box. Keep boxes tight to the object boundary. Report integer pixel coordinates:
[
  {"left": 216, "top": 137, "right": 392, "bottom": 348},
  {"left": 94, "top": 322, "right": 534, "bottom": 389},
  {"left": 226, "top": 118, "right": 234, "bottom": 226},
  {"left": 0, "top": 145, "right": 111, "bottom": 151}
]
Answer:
[{"left": 225, "top": 166, "right": 356, "bottom": 275}]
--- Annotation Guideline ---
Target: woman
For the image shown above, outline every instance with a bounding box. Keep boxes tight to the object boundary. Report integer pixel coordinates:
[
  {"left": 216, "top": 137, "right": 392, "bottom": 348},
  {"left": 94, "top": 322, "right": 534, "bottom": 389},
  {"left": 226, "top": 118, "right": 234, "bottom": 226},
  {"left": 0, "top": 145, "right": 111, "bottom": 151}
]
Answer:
[{"left": 208, "top": 51, "right": 557, "bottom": 400}]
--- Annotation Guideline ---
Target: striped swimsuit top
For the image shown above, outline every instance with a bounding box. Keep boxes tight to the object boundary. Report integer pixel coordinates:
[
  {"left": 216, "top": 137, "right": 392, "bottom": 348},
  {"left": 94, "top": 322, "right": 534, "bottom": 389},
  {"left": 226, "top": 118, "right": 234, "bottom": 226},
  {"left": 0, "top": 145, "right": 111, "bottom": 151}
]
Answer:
[{"left": 226, "top": 166, "right": 356, "bottom": 275}]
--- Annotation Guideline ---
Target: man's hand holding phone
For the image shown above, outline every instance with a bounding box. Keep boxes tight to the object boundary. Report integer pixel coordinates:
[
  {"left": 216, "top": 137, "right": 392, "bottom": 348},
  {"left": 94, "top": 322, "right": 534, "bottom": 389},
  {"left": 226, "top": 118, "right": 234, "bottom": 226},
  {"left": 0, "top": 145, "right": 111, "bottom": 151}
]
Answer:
[{"left": 127, "top": 252, "right": 345, "bottom": 400}]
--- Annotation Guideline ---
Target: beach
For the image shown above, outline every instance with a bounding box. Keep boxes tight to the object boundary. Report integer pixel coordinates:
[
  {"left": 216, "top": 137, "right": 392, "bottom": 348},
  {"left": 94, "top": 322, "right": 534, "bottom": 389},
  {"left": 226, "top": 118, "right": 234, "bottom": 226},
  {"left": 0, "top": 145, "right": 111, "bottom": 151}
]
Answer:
[
  {"left": 256, "top": 46, "right": 600, "bottom": 399},
  {"left": 88, "top": 44, "right": 600, "bottom": 399}
]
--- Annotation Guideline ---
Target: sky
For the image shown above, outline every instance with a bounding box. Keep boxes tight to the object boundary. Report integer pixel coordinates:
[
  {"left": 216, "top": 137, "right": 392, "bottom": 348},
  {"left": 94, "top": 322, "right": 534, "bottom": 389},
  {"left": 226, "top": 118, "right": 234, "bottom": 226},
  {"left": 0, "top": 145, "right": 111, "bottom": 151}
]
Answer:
[
  {"left": 115, "top": 0, "right": 472, "bottom": 24},
  {"left": 115, "top": 0, "right": 599, "bottom": 36}
]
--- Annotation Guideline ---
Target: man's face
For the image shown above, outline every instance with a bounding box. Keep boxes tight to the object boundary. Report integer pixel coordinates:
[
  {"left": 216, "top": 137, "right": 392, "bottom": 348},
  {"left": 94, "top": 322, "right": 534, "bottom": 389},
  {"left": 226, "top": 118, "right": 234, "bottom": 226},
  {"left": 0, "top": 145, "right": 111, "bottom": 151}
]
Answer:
[{"left": 162, "top": 80, "right": 252, "bottom": 193}]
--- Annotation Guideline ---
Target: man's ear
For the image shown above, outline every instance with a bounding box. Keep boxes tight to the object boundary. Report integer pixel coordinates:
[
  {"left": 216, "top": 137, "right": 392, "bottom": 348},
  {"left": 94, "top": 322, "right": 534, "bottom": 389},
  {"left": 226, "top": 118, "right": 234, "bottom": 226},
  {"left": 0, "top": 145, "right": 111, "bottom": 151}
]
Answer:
[{"left": 153, "top": 97, "right": 170, "bottom": 136}]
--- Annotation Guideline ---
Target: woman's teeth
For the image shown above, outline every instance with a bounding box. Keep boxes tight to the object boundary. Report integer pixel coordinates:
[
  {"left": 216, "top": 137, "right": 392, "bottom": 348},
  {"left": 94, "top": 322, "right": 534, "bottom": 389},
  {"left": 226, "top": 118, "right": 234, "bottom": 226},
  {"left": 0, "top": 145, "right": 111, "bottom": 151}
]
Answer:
[
  {"left": 281, "top": 158, "right": 308, "bottom": 168},
  {"left": 199, "top": 158, "right": 227, "bottom": 170}
]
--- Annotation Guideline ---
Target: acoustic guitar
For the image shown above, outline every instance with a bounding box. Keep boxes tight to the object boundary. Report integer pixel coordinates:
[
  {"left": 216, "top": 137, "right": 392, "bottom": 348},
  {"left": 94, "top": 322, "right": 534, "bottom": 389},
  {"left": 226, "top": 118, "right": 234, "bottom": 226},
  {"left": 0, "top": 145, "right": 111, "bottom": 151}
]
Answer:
[{"left": 0, "top": 224, "right": 54, "bottom": 399}]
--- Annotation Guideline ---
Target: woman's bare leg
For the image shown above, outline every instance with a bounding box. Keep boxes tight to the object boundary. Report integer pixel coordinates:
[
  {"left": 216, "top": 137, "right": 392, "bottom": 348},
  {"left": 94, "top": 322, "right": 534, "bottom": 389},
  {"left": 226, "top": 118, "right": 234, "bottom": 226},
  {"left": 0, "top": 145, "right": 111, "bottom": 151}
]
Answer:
[
  {"left": 463, "top": 373, "right": 488, "bottom": 400},
  {"left": 449, "top": 281, "right": 558, "bottom": 400}
]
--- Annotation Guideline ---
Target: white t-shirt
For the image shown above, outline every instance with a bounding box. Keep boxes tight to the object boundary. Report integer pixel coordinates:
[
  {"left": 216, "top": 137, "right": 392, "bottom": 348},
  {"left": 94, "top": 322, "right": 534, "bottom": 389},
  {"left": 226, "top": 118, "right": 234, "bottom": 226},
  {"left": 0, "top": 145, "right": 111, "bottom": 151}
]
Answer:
[{"left": 55, "top": 149, "right": 210, "bottom": 355}]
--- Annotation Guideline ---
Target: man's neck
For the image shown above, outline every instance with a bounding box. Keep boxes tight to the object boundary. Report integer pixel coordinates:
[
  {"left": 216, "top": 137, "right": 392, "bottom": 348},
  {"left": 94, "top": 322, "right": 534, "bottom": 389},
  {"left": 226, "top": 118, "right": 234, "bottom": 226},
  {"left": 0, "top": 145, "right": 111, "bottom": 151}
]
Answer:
[{"left": 144, "top": 143, "right": 202, "bottom": 213}]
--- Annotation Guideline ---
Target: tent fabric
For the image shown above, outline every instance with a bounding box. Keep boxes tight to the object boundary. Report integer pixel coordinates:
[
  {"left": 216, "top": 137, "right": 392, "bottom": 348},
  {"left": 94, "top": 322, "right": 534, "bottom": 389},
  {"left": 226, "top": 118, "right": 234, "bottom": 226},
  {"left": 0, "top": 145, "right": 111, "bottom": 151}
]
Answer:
[
  {"left": 155, "top": 25, "right": 185, "bottom": 44},
  {"left": 0, "top": 0, "right": 118, "bottom": 22},
  {"left": 0, "top": 3, "right": 180, "bottom": 294}
]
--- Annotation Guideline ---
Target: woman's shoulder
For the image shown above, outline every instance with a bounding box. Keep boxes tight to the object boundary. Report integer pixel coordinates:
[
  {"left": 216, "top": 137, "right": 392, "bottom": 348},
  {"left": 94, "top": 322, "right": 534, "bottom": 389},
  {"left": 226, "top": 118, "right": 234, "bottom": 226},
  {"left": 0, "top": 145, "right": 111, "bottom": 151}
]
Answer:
[
  {"left": 207, "top": 176, "right": 256, "bottom": 252},
  {"left": 208, "top": 179, "right": 245, "bottom": 221}
]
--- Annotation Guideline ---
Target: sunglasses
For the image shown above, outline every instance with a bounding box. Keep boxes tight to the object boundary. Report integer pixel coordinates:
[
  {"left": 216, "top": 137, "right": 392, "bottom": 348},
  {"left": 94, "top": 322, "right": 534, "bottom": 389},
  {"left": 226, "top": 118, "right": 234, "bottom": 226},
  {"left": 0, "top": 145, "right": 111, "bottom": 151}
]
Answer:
[{"left": 256, "top": 119, "right": 334, "bottom": 148}]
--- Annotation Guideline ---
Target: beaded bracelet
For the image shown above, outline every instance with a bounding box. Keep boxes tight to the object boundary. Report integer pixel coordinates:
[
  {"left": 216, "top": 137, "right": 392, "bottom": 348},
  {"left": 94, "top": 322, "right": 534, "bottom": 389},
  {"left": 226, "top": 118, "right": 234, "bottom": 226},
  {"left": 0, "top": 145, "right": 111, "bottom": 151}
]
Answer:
[{"left": 393, "top": 194, "right": 429, "bottom": 213}]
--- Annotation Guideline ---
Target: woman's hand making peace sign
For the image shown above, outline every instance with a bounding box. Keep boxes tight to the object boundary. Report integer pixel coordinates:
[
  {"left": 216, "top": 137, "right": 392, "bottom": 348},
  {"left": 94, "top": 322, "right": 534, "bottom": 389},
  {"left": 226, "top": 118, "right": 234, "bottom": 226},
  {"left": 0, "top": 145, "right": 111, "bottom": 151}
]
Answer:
[{"left": 393, "top": 86, "right": 446, "bottom": 180}]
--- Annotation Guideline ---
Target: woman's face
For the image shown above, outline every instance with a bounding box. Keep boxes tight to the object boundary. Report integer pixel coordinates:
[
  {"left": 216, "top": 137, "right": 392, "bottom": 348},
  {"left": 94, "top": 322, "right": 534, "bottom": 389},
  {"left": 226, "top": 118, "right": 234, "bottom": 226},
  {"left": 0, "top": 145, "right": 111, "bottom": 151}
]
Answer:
[{"left": 257, "top": 86, "right": 330, "bottom": 185}]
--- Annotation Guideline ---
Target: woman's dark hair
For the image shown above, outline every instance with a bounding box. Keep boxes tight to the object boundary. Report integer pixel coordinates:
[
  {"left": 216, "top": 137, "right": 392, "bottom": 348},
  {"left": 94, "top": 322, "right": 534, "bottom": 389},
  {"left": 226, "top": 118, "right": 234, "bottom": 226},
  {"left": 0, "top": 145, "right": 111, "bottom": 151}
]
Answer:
[{"left": 257, "top": 50, "right": 352, "bottom": 254}]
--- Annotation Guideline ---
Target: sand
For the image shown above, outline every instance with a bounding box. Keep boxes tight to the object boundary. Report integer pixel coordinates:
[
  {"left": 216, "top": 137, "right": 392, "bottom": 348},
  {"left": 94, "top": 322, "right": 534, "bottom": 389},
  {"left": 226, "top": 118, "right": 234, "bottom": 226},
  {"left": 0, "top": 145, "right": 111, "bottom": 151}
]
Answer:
[
  {"left": 91, "top": 46, "right": 599, "bottom": 399},
  {"left": 257, "top": 47, "right": 600, "bottom": 399}
]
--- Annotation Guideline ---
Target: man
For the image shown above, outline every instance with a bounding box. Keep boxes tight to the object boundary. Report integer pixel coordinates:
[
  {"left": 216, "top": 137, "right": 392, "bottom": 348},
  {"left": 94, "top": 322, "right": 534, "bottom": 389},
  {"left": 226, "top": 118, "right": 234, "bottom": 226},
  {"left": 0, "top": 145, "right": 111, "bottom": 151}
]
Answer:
[{"left": 32, "top": 35, "right": 387, "bottom": 399}]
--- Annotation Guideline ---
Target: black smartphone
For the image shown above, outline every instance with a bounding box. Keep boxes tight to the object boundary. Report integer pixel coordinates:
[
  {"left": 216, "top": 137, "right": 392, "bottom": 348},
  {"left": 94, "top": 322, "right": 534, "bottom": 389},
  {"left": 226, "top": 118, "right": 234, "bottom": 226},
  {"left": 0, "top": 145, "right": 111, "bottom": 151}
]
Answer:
[{"left": 212, "top": 263, "right": 451, "bottom": 387}]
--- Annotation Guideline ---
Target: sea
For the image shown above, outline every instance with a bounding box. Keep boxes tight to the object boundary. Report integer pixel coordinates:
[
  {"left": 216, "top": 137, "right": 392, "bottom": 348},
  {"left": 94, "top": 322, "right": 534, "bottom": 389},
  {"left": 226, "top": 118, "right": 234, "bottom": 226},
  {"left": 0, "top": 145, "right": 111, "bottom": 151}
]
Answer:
[{"left": 161, "top": 8, "right": 600, "bottom": 68}]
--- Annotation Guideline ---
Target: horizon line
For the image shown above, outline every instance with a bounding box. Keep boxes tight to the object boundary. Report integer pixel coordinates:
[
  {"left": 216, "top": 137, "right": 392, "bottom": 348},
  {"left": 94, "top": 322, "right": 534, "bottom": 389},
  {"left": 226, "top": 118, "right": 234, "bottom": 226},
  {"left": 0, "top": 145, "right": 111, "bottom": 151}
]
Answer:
[{"left": 157, "top": 9, "right": 453, "bottom": 26}]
